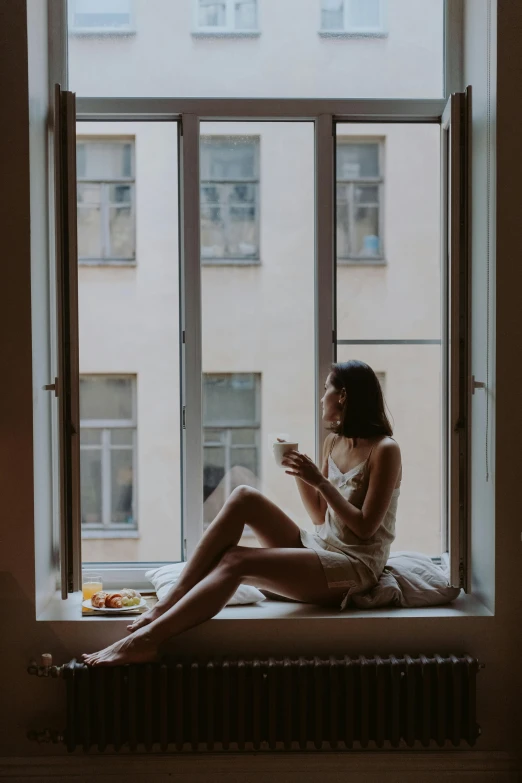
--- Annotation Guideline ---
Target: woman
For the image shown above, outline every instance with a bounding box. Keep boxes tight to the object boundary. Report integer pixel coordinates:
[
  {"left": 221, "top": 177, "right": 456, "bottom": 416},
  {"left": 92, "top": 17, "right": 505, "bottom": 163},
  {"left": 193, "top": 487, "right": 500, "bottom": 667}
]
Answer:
[{"left": 83, "top": 360, "right": 401, "bottom": 666}]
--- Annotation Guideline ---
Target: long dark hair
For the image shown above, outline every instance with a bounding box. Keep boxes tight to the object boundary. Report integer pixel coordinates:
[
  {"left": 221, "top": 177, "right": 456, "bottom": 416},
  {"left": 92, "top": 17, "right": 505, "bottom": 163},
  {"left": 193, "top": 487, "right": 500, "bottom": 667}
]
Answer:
[{"left": 329, "top": 360, "right": 392, "bottom": 442}]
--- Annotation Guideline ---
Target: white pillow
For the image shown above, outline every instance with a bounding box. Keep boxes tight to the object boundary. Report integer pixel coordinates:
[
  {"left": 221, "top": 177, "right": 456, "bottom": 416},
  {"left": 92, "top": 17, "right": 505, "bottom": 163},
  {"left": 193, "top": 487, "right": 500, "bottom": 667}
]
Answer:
[
  {"left": 145, "top": 562, "right": 266, "bottom": 606},
  {"left": 350, "top": 551, "right": 461, "bottom": 610}
]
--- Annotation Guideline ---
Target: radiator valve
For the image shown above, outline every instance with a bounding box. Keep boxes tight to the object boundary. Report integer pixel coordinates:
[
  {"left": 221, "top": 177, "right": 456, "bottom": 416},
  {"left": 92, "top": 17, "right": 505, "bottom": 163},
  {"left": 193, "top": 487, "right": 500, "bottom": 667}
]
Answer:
[
  {"left": 27, "top": 654, "right": 62, "bottom": 678},
  {"left": 27, "top": 728, "right": 64, "bottom": 744}
]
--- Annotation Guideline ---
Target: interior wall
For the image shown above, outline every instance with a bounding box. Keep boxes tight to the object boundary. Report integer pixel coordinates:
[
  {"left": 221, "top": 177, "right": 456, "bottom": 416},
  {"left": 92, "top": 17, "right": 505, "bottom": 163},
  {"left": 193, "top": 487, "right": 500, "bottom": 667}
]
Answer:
[{"left": 0, "top": 0, "right": 520, "bottom": 775}]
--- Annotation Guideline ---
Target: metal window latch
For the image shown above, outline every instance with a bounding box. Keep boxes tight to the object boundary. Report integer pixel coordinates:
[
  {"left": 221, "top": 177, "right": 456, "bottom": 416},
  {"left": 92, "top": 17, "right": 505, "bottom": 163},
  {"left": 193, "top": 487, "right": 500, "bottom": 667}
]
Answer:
[
  {"left": 43, "top": 378, "right": 58, "bottom": 397},
  {"left": 471, "top": 375, "right": 486, "bottom": 395}
]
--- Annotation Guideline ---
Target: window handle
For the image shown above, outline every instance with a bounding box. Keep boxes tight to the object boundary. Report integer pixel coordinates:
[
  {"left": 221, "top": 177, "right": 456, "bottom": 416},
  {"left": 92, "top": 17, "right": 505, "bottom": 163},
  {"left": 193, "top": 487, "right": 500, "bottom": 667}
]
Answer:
[
  {"left": 43, "top": 378, "right": 59, "bottom": 397},
  {"left": 471, "top": 376, "right": 486, "bottom": 394}
]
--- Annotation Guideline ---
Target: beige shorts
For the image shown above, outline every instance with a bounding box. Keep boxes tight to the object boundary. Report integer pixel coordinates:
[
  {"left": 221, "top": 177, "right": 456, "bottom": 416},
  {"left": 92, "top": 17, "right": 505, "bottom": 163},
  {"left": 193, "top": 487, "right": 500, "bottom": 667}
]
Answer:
[{"left": 300, "top": 528, "right": 378, "bottom": 606}]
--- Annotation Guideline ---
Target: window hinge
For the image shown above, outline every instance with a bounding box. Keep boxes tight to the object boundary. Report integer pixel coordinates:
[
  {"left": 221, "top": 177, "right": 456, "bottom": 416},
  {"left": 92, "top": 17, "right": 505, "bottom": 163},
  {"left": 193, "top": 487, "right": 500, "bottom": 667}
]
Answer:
[
  {"left": 43, "top": 377, "right": 59, "bottom": 397},
  {"left": 182, "top": 406, "right": 186, "bottom": 429},
  {"left": 459, "top": 559, "right": 466, "bottom": 589},
  {"left": 182, "top": 330, "right": 186, "bottom": 344},
  {"left": 183, "top": 538, "right": 187, "bottom": 560},
  {"left": 180, "top": 118, "right": 183, "bottom": 137}
]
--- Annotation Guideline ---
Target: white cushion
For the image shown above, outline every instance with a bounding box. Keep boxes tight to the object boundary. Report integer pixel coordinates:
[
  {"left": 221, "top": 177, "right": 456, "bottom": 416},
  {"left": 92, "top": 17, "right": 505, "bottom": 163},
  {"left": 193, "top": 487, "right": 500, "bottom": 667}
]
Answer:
[
  {"left": 350, "top": 551, "right": 461, "bottom": 610},
  {"left": 145, "top": 562, "right": 266, "bottom": 606}
]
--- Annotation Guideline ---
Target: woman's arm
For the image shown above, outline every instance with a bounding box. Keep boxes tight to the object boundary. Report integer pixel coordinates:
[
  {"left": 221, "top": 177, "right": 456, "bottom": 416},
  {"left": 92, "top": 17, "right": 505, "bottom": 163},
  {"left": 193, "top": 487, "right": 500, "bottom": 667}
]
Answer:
[
  {"left": 316, "top": 439, "right": 401, "bottom": 539},
  {"left": 284, "top": 435, "right": 332, "bottom": 525},
  {"left": 284, "top": 438, "right": 401, "bottom": 540}
]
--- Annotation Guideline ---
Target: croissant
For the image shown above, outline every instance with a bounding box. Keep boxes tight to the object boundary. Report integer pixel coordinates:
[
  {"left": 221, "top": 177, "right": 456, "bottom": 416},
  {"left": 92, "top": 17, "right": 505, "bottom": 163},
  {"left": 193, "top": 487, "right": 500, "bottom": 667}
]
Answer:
[
  {"left": 91, "top": 591, "right": 109, "bottom": 608},
  {"left": 105, "top": 592, "right": 124, "bottom": 609}
]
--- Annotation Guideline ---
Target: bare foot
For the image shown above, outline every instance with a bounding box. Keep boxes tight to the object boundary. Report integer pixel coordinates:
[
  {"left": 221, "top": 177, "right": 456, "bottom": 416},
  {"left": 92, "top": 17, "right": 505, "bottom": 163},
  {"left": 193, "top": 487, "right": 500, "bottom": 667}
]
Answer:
[{"left": 82, "top": 630, "right": 159, "bottom": 667}]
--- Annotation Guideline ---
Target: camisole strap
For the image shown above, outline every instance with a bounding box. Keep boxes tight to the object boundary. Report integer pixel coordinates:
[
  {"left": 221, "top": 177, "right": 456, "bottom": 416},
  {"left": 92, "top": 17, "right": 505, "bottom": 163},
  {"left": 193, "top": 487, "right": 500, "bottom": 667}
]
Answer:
[{"left": 329, "top": 434, "right": 338, "bottom": 456}]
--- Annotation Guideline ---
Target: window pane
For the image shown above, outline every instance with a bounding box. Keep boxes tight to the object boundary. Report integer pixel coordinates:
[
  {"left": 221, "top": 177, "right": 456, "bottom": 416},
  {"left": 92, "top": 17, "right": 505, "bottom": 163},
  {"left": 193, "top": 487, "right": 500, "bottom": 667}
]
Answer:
[
  {"left": 80, "top": 376, "right": 133, "bottom": 420},
  {"left": 231, "top": 428, "right": 257, "bottom": 445},
  {"left": 77, "top": 141, "right": 133, "bottom": 180},
  {"left": 336, "top": 123, "right": 442, "bottom": 555},
  {"left": 201, "top": 138, "right": 257, "bottom": 180},
  {"left": 80, "top": 429, "right": 102, "bottom": 445},
  {"left": 69, "top": 0, "right": 444, "bottom": 98},
  {"left": 72, "top": 0, "right": 132, "bottom": 29},
  {"left": 77, "top": 206, "right": 102, "bottom": 259},
  {"left": 79, "top": 122, "right": 181, "bottom": 563},
  {"left": 337, "top": 143, "right": 380, "bottom": 179},
  {"left": 111, "top": 427, "right": 133, "bottom": 445},
  {"left": 235, "top": 0, "right": 257, "bottom": 30},
  {"left": 348, "top": 0, "right": 381, "bottom": 29},
  {"left": 80, "top": 448, "right": 102, "bottom": 524},
  {"left": 111, "top": 448, "right": 134, "bottom": 523},
  {"left": 201, "top": 122, "right": 315, "bottom": 547},
  {"left": 321, "top": 0, "right": 344, "bottom": 30},
  {"left": 109, "top": 206, "right": 134, "bottom": 258},
  {"left": 199, "top": 1, "right": 226, "bottom": 28},
  {"left": 203, "top": 374, "right": 257, "bottom": 424},
  {"left": 354, "top": 205, "right": 380, "bottom": 256}
]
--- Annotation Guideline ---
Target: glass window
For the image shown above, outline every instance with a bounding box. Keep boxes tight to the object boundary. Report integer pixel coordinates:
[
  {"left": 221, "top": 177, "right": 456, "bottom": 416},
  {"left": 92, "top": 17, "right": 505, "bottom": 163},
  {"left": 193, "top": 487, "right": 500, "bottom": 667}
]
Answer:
[
  {"left": 197, "top": 0, "right": 258, "bottom": 32},
  {"left": 69, "top": 0, "right": 134, "bottom": 32},
  {"left": 77, "top": 139, "right": 135, "bottom": 263},
  {"left": 203, "top": 374, "right": 260, "bottom": 527},
  {"left": 321, "top": 0, "right": 385, "bottom": 33},
  {"left": 80, "top": 376, "right": 136, "bottom": 528},
  {"left": 336, "top": 141, "right": 383, "bottom": 260},
  {"left": 200, "top": 137, "right": 259, "bottom": 263}
]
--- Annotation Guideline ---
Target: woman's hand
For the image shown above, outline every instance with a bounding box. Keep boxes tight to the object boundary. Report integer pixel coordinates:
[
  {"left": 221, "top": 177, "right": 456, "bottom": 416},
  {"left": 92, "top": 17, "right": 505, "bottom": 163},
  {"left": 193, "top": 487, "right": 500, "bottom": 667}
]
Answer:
[{"left": 282, "top": 450, "right": 325, "bottom": 488}]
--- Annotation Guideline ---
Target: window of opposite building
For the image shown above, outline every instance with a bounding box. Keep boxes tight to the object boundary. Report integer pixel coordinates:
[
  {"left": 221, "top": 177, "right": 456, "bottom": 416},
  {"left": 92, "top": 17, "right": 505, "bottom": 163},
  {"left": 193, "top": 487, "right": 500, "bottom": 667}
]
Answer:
[
  {"left": 320, "top": 0, "right": 387, "bottom": 36},
  {"left": 80, "top": 376, "right": 137, "bottom": 532},
  {"left": 196, "top": 0, "right": 258, "bottom": 33},
  {"left": 69, "top": 0, "right": 135, "bottom": 34},
  {"left": 336, "top": 140, "right": 384, "bottom": 263},
  {"left": 200, "top": 137, "right": 260, "bottom": 264},
  {"left": 77, "top": 138, "right": 135, "bottom": 264},
  {"left": 203, "top": 374, "right": 261, "bottom": 528}
]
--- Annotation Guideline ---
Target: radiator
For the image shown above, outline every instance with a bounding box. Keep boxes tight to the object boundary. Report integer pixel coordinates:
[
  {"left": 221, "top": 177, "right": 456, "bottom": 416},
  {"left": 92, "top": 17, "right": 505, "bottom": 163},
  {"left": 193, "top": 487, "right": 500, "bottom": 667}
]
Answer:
[{"left": 29, "top": 654, "right": 481, "bottom": 752}]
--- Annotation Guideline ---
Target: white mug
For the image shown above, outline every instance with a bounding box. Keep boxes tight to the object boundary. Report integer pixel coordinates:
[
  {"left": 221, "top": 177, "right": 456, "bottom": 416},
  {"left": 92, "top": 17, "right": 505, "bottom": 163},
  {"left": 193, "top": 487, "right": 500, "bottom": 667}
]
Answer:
[{"left": 273, "top": 441, "right": 299, "bottom": 467}]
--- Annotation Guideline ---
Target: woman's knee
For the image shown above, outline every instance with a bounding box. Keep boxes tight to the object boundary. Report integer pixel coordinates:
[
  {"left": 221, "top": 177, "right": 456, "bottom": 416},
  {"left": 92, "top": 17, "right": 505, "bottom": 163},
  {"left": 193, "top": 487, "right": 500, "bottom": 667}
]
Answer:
[
  {"left": 219, "top": 545, "right": 246, "bottom": 577},
  {"left": 227, "top": 484, "right": 261, "bottom": 508}
]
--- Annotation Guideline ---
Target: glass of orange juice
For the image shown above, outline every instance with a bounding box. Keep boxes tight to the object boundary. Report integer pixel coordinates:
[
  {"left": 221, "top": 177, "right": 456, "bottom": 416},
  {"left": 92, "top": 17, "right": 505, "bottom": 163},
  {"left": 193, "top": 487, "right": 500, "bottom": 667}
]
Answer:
[{"left": 82, "top": 572, "right": 103, "bottom": 601}]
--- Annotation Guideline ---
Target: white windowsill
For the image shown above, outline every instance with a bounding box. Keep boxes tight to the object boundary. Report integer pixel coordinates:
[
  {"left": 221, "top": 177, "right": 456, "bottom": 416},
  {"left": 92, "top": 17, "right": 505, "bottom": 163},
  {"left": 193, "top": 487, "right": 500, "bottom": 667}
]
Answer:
[
  {"left": 318, "top": 30, "right": 388, "bottom": 39},
  {"left": 82, "top": 529, "right": 140, "bottom": 539},
  {"left": 38, "top": 590, "right": 492, "bottom": 622},
  {"left": 192, "top": 30, "right": 261, "bottom": 39},
  {"left": 69, "top": 29, "right": 136, "bottom": 37}
]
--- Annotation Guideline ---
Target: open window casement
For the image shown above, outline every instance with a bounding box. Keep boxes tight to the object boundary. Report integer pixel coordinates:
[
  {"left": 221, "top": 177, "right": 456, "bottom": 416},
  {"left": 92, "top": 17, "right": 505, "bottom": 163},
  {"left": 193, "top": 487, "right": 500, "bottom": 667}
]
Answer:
[
  {"left": 441, "top": 88, "right": 472, "bottom": 591},
  {"left": 53, "top": 84, "right": 82, "bottom": 598}
]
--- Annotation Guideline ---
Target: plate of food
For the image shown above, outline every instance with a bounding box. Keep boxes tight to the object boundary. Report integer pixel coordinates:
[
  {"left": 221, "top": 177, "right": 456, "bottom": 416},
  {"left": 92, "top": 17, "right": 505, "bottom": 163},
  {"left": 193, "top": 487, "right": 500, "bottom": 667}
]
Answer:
[{"left": 82, "top": 588, "right": 146, "bottom": 613}]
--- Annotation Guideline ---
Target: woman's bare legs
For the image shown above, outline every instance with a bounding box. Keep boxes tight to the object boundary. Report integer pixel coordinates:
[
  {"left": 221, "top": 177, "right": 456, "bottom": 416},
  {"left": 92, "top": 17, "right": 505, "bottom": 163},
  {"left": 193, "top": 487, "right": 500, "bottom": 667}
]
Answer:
[
  {"left": 83, "top": 546, "right": 345, "bottom": 666},
  {"left": 128, "top": 486, "right": 303, "bottom": 633}
]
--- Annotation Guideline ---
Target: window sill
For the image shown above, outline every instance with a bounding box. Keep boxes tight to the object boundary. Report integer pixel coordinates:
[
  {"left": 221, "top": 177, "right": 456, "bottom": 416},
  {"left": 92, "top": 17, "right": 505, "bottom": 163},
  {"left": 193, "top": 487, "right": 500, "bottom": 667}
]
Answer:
[
  {"left": 337, "top": 258, "right": 387, "bottom": 266},
  {"left": 38, "top": 590, "right": 492, "bottom": 622},
  {"left": 79, "top": 260, "right": 137, "bottom": 267},
  {"left": 82, "top": 529, "right": 140, "bottom": 539},
  {"left": 318, "top": 30, "right": 388, "bottom": 39},
  {"left": 191, "top": 31, "right": 261, "bottom": 39},
  {"left": 201, "top": 259, "right": 261, "bottom": 266},
  {"left": 69, "top": 29, "right": 136, "bottom": 37}
]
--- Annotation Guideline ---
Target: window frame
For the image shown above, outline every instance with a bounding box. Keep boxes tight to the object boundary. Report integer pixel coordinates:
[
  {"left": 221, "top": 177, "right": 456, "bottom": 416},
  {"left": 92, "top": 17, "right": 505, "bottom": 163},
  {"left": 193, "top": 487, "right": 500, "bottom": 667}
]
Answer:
[
  {"left": 192, "top": 0, "right": 260, "bottom": 37},
  {"left": 76, "top": 137, "right": 136, "bottom": 265},
  {"left": 319, "top": 0, "right": 388, "bottom": 38},
  {"left": 68, "top": 0, "right": 136, "bottom": 36},
  {"left": 336, "top": 137, "right": 385, "bottom": 264},
  {"left": 200, "top": 135, "right": 261, "bottom": 265},
  {"left": 79, "top": 374, "right": 138, "bottom": 533},
  {"left": 53, "top": 0, "right": 466, "bottom": 592}
]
